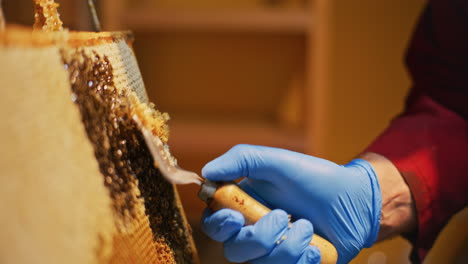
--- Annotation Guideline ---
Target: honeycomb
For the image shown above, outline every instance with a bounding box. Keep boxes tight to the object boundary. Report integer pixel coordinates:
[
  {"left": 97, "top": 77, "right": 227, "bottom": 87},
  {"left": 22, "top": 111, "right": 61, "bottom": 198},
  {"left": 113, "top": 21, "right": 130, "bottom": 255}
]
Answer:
[
  {"left": 61, "top": 46, "right": 197, "bottom": 263},
  {"left": 0, "top": 25, "right": 198, "bottom": 264},
  {"left": 0, "top": 1, "right": 198, "bottom": 262}
]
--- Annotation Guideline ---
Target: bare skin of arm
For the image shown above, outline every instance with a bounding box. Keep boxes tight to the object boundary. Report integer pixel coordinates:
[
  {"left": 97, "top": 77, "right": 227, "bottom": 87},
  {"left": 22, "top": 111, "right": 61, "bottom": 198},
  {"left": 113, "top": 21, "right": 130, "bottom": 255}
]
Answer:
[{"left": 359, "top": 152, "right": 417, "bottom": 242}]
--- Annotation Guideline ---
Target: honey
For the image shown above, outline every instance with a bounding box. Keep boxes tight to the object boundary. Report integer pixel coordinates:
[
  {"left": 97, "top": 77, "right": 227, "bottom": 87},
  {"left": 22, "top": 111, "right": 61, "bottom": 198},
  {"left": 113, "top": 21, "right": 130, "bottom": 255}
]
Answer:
[
  {"left": 0, "top": 2, "right": 5, "bottom": 31},
  {"left": 33, "top": 0, "right": 64, "bottom": 32}
]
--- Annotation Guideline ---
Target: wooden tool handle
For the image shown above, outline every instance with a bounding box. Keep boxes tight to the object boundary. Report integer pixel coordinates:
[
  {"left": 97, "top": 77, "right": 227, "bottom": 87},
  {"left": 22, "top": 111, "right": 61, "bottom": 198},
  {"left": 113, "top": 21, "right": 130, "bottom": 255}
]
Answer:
[{"left": 206, "top": 182, "right": 338, "bottom": 264}]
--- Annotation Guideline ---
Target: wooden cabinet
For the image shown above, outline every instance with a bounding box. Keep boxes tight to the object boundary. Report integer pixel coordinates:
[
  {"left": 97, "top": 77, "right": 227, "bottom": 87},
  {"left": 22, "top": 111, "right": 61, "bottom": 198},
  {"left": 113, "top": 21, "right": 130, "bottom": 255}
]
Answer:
[{"left": 101, "top": 1, "right": 312, "bottom": 160}]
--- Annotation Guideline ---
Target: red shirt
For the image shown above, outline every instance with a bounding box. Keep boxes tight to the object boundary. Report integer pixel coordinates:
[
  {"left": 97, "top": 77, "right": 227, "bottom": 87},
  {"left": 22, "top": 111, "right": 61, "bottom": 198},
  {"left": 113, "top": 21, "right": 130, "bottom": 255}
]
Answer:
[{"left": 366, "top": 0, "right": 468, "bottom": 262}]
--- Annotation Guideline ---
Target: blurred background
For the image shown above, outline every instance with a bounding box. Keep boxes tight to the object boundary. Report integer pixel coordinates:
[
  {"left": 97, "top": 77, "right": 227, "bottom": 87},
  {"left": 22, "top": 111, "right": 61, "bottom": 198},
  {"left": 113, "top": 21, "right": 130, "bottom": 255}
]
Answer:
[{"left": 3, "top": 0, "right": 467, "bottom": 263}]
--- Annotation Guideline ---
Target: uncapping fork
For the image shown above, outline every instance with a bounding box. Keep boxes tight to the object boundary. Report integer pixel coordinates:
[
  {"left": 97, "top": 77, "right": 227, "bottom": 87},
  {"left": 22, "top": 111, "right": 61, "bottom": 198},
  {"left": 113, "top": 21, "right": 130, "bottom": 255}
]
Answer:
[{"left": 133, "top": 115, "right": 338, "bottom": 264}]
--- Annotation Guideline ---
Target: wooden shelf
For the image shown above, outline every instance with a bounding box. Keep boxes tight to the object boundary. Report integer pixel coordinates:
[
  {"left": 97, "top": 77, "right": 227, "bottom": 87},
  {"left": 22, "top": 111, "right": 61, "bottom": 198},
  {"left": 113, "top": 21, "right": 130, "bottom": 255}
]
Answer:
[
  {"left": 121, "top": 9, "right": 311, "bottom": 33},
  {"left": 168, "top": 119, "right": 305, "bottom": 156}
]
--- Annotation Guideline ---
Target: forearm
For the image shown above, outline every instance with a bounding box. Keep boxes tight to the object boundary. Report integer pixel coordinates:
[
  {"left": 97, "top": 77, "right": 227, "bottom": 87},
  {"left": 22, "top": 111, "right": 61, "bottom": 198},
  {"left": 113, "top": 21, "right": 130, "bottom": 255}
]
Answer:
[{"left": 358, "top": 152, "right": 417, "bottom": 242}]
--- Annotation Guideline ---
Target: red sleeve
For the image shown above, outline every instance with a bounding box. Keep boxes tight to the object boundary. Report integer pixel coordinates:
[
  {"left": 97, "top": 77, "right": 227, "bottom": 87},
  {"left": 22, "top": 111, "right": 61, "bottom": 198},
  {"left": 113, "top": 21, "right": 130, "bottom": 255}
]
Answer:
[
  {"left": 366, "top": 95, "right": 468, "bottom": 262},
  {"left": 366, "top": 0, "right": 468, "bottom": 262}
]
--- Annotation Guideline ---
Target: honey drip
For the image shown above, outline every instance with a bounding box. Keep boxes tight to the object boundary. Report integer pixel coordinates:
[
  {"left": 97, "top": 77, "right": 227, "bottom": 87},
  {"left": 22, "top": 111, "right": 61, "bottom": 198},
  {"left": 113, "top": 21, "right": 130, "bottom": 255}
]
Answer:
[
  {"left": 62, "top": 49, "right": 195, "bottom": 263},
  {"left": 0, "top": 0, "right": 5, "bottom": 31},
  {"left": 33, "top": 0, "right": 64, "bottom": 31}
]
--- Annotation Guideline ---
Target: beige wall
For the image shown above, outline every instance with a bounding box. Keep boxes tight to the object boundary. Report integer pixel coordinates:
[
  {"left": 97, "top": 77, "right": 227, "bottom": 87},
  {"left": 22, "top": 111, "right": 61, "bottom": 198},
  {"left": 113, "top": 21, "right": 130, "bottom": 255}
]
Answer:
[{"left": 308, "top": 0, "right": 425, "bottom": 162}]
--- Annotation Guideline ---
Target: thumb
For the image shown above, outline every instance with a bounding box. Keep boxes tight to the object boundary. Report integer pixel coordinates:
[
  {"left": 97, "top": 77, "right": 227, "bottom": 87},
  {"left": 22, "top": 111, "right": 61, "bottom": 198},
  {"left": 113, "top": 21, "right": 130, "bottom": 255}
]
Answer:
[
  {"left": 202, "top": 144, "right": 256, "bottom": 181},
  {"left": 202, "top": 144, "right": 280, "bottom": 181},
  {"left": 202, "top": 144, "right": 311, "bottom": 182}
]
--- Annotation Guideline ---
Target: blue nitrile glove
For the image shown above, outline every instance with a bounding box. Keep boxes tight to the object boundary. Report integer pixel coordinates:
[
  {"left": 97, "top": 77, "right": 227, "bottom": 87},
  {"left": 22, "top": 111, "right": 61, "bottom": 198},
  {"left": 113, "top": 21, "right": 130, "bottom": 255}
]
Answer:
[
  {"left": 201, "top": 144, "right": 381, "bottom": 264},
  {"left": 202, "top": 208, "right": 321, "bottom": 264}
]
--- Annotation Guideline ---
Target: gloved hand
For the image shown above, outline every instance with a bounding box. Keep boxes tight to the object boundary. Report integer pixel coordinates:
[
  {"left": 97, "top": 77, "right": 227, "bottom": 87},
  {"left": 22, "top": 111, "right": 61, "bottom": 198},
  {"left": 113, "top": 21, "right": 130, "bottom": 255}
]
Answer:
[
  {"left": 203, "top": 208, "right": 321, "bottom": 264},
  {"left": 201, "top": 144, "right": 381, "bottom": 264}
]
